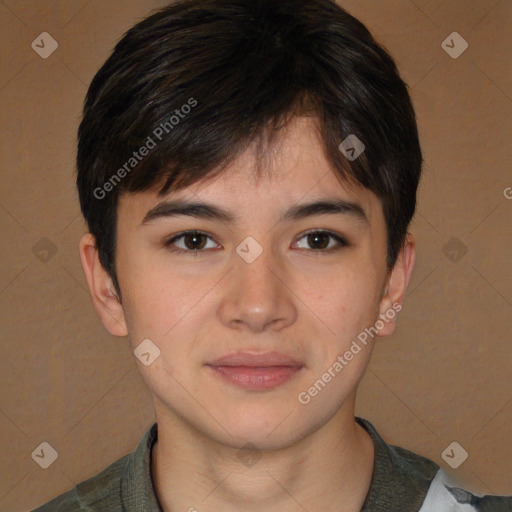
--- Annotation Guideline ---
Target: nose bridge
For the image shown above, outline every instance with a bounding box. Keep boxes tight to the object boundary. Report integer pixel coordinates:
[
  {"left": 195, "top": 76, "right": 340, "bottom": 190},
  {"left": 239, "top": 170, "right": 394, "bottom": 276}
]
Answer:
[
  {"left": 238, "top": 239, "right": 278, "bottom": 296},
  {"left": 218, "top": 236, "right": 297, "bottom": 332}
]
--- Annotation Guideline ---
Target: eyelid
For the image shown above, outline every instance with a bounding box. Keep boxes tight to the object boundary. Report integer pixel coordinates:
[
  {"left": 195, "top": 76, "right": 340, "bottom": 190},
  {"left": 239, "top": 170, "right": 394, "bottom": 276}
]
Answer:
[
  {"left": 164, "top": 230, "right": 220, "bottom": 252},
  {"left": 163, "top": 229, "right": 349, "bottom": 253},
  {"left": 293, "top": 229, "right": 348, "bottom": 251}
]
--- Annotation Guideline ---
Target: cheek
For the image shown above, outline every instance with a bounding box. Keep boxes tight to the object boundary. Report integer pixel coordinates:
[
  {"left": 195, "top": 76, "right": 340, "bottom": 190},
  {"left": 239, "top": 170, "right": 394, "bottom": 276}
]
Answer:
[
  {"left": 118, "top": 258, "right": 182, "bottom": 343},
  {"left": 300, "top": 262, "right": 381, "bottom": 338},
  {"left": 120, "top": 257, "right": 224, "bottom": 352}
]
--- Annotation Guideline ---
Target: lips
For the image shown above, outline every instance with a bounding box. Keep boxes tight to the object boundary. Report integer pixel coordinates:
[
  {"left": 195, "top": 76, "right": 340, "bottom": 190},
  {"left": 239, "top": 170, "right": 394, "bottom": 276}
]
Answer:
[
  {"left": 205, "top": 351, "right": 304, "bottom": 390},
  {"left": 207, "top": 351, "right": 303, "bottom": 367}
]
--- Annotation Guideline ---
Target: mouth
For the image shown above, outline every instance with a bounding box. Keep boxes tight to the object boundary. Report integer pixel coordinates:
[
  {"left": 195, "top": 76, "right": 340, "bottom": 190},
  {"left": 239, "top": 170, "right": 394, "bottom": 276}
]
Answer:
[{"left": 205, "top": 351, "right": 304, "bottom": 391}]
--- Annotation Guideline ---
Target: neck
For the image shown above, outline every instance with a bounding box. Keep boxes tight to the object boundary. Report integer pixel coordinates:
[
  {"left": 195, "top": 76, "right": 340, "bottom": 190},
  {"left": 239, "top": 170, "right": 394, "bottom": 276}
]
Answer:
[{"left": 151, "top": 399, "right": 375, "bottom": 512}]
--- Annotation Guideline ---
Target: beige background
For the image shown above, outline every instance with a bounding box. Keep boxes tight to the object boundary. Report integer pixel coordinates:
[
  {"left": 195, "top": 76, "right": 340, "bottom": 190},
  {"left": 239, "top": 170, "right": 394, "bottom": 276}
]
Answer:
[{"left": 0, "top": 0, "right": 511, "bottom": 510}]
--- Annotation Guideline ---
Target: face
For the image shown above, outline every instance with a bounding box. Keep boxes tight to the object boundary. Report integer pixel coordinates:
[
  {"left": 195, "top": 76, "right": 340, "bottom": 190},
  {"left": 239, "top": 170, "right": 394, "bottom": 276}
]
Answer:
[{"left": 82, "top": 117, "right": 413, "bottom": 450}]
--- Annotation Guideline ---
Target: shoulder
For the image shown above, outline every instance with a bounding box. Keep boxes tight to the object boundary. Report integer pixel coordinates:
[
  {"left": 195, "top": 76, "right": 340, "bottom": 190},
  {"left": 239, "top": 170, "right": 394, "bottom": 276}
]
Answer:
[
  {"left": 30, "top": 454, "right": 130, "bottom": 511},
  {"left": 357, "top": 417, "right": 440, "bottom": 510},
  {"left": 356, "top": 417, "right": 512, "bottom": 511},
  {"left": 419, "top": 469, "right": 512, "bottom": 512},
  {"left": 31, "top": 422, "right": 159, "bottom": 511}
]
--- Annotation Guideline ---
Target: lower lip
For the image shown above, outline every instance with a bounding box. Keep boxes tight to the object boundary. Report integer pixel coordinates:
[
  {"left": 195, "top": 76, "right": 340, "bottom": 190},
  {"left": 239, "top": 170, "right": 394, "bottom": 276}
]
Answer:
[{"left": 207, "top": 365, "right": 303, "bottom": 390}]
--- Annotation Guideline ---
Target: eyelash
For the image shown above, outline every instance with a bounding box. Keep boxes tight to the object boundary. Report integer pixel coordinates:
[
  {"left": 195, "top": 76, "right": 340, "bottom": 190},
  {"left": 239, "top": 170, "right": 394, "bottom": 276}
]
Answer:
[{"left": 163, "top": 230, "right": 349, "bottom": 255}]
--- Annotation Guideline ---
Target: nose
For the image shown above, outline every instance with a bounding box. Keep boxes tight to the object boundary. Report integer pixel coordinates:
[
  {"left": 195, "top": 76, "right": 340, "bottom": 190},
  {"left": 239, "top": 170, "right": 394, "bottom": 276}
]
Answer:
[{"left": 217, "top": 243, "right": 297, "bottom": 333}]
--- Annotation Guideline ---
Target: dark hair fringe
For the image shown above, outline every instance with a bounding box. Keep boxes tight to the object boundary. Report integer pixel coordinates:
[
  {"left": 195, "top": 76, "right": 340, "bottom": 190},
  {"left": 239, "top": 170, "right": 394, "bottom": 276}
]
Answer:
[{"left": 77, "top": 0, "right": 422, "bottom": 295}]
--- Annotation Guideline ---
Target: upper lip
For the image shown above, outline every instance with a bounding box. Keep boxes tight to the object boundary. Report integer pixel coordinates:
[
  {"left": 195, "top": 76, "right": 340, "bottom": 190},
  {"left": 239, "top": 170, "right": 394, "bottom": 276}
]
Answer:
[{"left": 206, "top": 351, "right": 303, "bottom": 367}]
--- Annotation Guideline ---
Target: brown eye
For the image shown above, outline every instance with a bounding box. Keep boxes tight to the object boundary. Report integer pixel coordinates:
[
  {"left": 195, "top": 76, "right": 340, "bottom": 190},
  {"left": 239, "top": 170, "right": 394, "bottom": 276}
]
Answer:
[
  {"left": 307, "top": 232, "right": 330, "bottom": 249},
  {"left": 182, "top": 232, "right": 207, "bottom": 250},
  {"left": 165, "top": 231, "right": 218, "bottom": 253},
  {"left": 295, "top": 231, "right": 348, "bottom": 252}
]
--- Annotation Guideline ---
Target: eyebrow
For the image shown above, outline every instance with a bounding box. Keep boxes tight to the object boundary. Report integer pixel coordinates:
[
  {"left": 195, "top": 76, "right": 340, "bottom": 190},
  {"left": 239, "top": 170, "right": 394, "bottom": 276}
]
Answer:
[{"left": 141, "top": 198, "right": 369, "bottom": 226}]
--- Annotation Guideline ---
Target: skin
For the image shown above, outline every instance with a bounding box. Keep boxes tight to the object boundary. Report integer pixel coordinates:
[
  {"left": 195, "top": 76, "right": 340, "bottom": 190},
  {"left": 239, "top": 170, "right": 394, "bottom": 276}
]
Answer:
[{"left": 80, "top": 117, "right": 416, "bottom": 511}]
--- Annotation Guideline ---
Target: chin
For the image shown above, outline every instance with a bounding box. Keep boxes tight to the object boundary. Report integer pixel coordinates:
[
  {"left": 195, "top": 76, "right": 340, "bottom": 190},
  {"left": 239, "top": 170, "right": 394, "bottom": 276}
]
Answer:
[{"left": 215, "top": 403, "right": 308, "bottom": 449}]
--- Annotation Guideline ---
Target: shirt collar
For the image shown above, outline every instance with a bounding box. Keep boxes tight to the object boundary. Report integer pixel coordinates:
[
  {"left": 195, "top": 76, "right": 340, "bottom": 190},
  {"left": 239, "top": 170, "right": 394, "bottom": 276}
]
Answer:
[
  {"left": 120, "top": 422, "right": 162, "bottom": 511},
  {"left": 120, "top": 417, "right": 438, "bottom": 511},
  {"left": 357, "top": 417, "right": 438, "bottom": 511}
]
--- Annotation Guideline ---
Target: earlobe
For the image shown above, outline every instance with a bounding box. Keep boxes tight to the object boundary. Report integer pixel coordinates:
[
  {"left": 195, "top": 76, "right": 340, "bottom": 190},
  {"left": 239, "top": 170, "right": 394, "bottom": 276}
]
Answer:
[
  {"left": 376, "top": 232, "right": 416, "bottom": 337},
  {"left": 79, "top": 233, "right": 128, "bottom": 337}
]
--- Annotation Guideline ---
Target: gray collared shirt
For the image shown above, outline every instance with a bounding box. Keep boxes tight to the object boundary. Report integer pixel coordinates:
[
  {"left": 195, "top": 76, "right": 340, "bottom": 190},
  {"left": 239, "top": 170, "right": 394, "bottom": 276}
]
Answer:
[{"left": 32, "top": 417, "right": 510, "bottom": 511}]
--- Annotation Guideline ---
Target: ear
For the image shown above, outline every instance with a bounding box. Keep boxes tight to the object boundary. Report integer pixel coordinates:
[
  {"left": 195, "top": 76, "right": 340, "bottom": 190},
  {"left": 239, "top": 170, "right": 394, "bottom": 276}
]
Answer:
[
  {"left": 376, "top": 232, "right": 416, "bottom": 338},
  {"left": 79, "top": 233, "right": 128, "bottom": 337}
]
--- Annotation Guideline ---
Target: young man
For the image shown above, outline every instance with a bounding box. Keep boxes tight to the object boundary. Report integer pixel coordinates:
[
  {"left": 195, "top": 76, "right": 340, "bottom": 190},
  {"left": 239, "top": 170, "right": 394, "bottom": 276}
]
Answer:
[{"left": 33, "top": 0, "right": 511, "bottom": 511}]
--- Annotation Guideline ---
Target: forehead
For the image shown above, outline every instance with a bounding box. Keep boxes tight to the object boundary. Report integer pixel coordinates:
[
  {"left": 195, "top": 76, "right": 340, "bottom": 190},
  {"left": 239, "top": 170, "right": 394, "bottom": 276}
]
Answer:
[{"left": 118, "top": 117, "right": 383, "bottom": 228}]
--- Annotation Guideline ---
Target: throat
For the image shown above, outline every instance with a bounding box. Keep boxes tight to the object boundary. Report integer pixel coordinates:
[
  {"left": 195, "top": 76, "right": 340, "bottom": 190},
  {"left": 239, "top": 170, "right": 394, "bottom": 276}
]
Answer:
[{"left": 150, "top": 422, "right": 375, "bottom": 512}]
